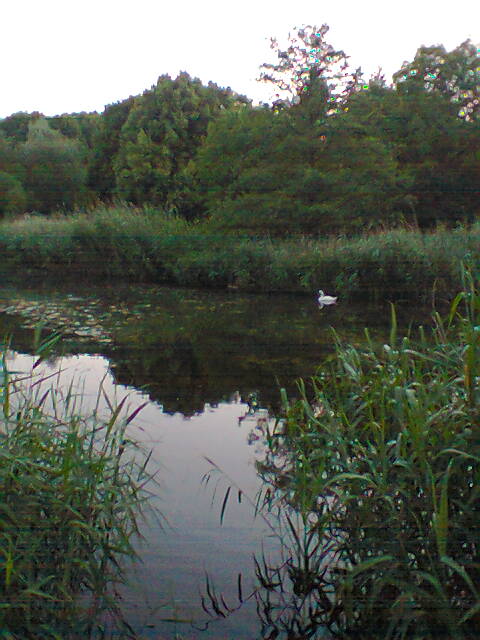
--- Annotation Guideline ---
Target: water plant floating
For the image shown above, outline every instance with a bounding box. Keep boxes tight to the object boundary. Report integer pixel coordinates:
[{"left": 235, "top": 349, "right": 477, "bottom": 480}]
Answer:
[{"left": 317, "top": 290, "right": 337, "bottom": 308}]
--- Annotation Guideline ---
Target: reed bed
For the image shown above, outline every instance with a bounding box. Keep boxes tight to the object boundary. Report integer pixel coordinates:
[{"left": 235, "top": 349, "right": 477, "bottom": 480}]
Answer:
[
  {"left": 0, "top": 205, "right": 478, "bottom": 302},
  {"left": 0, "top": 336, "right": 152, "bottom": 638},
  {"left": 255, "top": 267, "right": 480, "bottom": 638}
]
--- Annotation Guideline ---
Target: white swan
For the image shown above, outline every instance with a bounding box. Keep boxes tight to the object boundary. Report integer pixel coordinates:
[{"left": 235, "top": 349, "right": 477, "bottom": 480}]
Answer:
[{"left": 318, "top": 290, "right": 337, "bottom": 308}]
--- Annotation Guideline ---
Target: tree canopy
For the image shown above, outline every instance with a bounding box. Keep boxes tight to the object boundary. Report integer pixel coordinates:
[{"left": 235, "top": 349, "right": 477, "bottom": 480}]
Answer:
[
  {"left": 258, "top": 24, "right": 363, "bottom": 116},
  {"left": 393, "top": 40, "right": 480, "bottom": 121},
  {"left": 0, "top": 27, "right": 478, "bottom": 230}
]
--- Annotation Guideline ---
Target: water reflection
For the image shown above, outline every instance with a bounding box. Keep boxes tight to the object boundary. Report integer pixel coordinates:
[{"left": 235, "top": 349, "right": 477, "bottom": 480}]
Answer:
[
  {"left": 5, "top": 350, "right": 278, "bottom": 638},
  {"left": 201, "top": 409, "right": 338, "bottom": 640},
  {"left": 0, "top": 278, "right": 435, "bottom": 638},
  {"left": 0, "top": 278, "right": 413, "bottom": 417}
]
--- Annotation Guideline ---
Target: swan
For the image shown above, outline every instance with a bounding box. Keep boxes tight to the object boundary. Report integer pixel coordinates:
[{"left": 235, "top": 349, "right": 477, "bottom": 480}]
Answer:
[{"left": 318, "top": 290, "right": 337, "bottom": 308}]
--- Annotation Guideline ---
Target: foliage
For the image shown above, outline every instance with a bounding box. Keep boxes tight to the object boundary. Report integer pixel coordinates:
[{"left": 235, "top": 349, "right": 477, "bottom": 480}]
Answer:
[
  {"left": 256, "top": 269, "right": 480, "bottom": 638},
  {"left": 191, "top": 27, "right": 479, "bottom": 234},
  {"left": 0, "top": 171, "right": 27, "bottom": 217},
  {"left": 393, "top": 40, "right": 480, "bottom": 121},
  {"left": 0, "top": 205, "right": 479, "bottom": 304},
  {"left": 113, "top": 72, "right": 249, "bottom": 214},
  {"left": 194, "top": 104, "right": 408, "bottom": 234},
  {"left": 47, "top": 111, "right": 101, "bottom": 149},
  {"left": 0, "top": 112, "right": 43, "bottom": 143},
  {"left": 19, "top": 119, "right": 88, "bottom": 213},
  {"left": 303, "top": 116, "right": 407, "bottom": 231},
  {"left": 258, "top": 24, "right": 362, "bottom": 114},
  {"left": 0, "top": 29, "right": 478, "bottom": 230},
  {"left": 87, "top": 96, "right": 136, "bottom": 201},
  {"left": 0, "top": 335, "right": 152, "bottom": 637},
  {"left": 0, "top": 133, "right": 21, "bottom": 175},
  {"left": 193, "top": 106, "right": 314, "bottom": 232},
  {"left": 345, "top": 85, "right": 480, "bottom": 227}
]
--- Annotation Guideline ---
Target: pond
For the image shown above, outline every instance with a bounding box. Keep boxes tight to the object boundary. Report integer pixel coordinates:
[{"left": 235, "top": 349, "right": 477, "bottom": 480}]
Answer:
[{"left": 0, "top": 277, "right": 431, "bottom": 638}]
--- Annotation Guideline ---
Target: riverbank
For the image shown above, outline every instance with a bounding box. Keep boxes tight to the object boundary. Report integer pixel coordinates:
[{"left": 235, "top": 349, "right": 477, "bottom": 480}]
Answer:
[{"left": 0, "top": 205, "right": 478, "bottom": 302}]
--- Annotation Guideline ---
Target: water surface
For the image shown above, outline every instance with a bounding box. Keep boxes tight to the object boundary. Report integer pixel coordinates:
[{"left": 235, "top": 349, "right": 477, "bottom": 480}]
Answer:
[{"left": 0, "top": 277, "right": 431, "bottom": 637}]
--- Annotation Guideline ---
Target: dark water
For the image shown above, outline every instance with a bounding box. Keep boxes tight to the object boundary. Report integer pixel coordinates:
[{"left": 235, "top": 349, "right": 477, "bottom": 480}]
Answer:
[{"left": 0, "top": 278, "right": 431, "bottom": 638}]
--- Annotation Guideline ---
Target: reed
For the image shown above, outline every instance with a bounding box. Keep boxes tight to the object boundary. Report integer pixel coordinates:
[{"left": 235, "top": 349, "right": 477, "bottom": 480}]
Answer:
[
  {"left": 0, "top": 335, "right": 152, "bottom": 638},
  {"left": 0, "top": 205, "right": 478, "bottom": 302},
  {"left": 256, "top": 266, "right": 480, "bottom": 638}
]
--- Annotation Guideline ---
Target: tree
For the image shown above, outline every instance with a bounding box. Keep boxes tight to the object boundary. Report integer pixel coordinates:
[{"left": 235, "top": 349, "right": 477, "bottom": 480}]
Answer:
[
  {"left": 87, "top": 96, "right": 135, "bottom": 200},
  {"left": 258, "top": 24, "right": 363, "bottom": 119},
  {"left": 20, "top": 119, "right": 88, "bottom": 213},
  {"left": 194, "top": 92, "right": 407, "bottom": 235},
  {"left": 0, "top": 112, "right": 43, "bottom": 143},
  {"left": 192, "top": 105, "right": 311, "bottom": 233},
  {"left": 311, "top": 116, "right": 409, "bottom": 230},
  {"left": 0, "top": 132, "right": 22, "bottom": 177},
  {"left": 113, "top": 73, "right": 249, "bottom": 213},
  {"left": 192, "top": 106, "right": 273, "bottom": 209},
  {"left": 48, "top": 112, "right": 101, "bottom": 149},
  {"left": 0, "top": 171, "right": 27, "bottom": 217},
  {"left": 393, "top": 40, "right": 480, "bottom": 121},
  {"left": 345, "top": 84, "right": 480, "bottom": 225}
]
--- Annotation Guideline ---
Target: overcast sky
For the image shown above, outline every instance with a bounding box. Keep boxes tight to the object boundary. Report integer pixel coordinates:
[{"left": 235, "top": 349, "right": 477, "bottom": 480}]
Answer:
[{"left": 1, "top": 0, "right": 478, "bottom": 118}]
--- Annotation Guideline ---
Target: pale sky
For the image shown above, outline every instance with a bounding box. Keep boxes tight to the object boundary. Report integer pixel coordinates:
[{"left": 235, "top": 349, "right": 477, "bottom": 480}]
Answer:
[{"left": 1, "top": 0, "right": 478, "bottom": 118}]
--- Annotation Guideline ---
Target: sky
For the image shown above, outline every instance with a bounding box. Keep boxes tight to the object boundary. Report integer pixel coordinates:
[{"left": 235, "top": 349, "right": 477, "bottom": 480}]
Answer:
[{"left": 1, "top": 0, "right": 478, "bottom": 118}]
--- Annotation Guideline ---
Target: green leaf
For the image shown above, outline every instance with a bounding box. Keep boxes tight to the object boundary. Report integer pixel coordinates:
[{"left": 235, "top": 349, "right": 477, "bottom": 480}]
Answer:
[
  {"left": 433, "top": 462, "right": 451, "bottom": 557},
  {"left": 441, "top": 556, "right": 479, "bottom": 599},
  {"left": 348, "top": 555, "right": 394, "bottom": 577}
]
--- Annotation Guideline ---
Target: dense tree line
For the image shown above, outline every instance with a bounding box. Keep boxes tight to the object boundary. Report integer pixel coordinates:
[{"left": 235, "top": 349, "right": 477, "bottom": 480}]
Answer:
[{"left": 0, "top": 27, "right": 478, "bottom": 234}]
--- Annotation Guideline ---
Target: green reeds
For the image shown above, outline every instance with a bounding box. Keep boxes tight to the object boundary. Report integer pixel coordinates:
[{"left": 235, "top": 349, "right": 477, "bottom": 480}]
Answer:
[
  {"left": 256, "top": 267, "right": 480, "bottom": 638},
  {"left": 0, "top": 204, "right": 479, "bottom": 301},
  {"left": 0, "top": 337, "right": 152, "bottom": 638}
]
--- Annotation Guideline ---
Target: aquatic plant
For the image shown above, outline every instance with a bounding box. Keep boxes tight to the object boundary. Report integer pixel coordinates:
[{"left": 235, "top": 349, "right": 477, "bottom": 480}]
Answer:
[
  {"left": 0, "top": 334, "right": 153, "bottom": 638},
  {"left": 0, "top": 204, "right": 478, "bottom": 303},
  {"left": 255, "top": 267, "right": 480, "bottom": 638}
]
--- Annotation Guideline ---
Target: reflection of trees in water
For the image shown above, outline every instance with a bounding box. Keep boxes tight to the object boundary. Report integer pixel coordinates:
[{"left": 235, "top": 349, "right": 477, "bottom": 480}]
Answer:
[
  {"left": 105, "top": 336, "right": 325, "bottom": 416},
  {"left": 0, "top": 281, "right": 397, "bottom": 418},
  {"left": 109, "top": 337, "right": 212, "bottom": 415},
  {"left": 0, "top": 284, "right": 334, "bottom": 415}
]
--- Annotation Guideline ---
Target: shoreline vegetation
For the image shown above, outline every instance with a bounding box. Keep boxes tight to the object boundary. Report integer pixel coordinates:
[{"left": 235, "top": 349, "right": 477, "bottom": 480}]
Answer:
[
  {"left": 206, "top": 270, "right": 480, "bottom": 638},
  {"left": 0, "top": 334, "right": 152, "bottom": 638},
  {"left": 0, "top": 205, "right": 478, "bottom": 303},
  {"left": 0, "top": 228, "right": 478, "bottom": 637},
  {"left": 263, "top": 270, "right": 480, "bottom": 638},
  {"left": 0, "top": 29, "right": 478, "bottom": 268}
]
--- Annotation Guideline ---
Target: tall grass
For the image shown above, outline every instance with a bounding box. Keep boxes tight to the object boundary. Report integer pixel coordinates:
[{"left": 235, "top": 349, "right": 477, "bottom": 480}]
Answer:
[
  {"left": 0, "top": 336, "right": 152, "bottom": 638},
  {"left": 0, "top": 204, "right": 479, "bottom": 301},
  {"left": 255, "top": 267, "right": 480, "bottom": 638}
]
